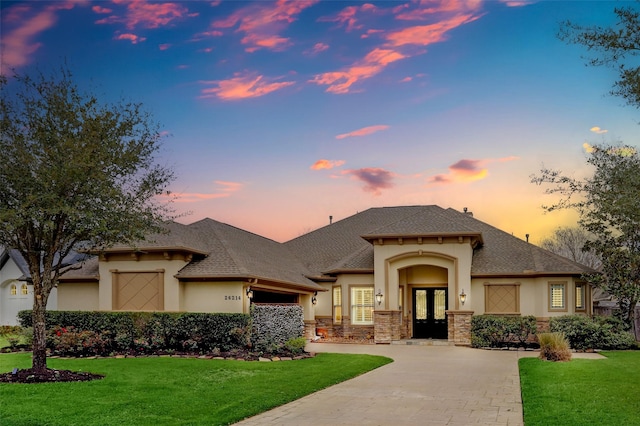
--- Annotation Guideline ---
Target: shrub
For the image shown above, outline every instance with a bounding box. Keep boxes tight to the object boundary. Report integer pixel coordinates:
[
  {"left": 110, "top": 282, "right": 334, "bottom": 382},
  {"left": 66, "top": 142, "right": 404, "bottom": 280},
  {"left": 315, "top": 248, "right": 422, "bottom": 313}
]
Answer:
[
  {"left": 550, "top": 315, "right": 636, "bottom": 350},
  {"left": 471, "top": 315, "right": 537, "bottom": 348},
  {"left": 251, "top": 305, "right": 304, "bottom": 352},
  {"left": 47, "top": 326, "right": 110, "bottom": 357},
  {"left": 538, "top": 332, "right": 572, "bottom": 362},
  {"left": 284, "top": 337, "right": 307, "bottom": 355}
]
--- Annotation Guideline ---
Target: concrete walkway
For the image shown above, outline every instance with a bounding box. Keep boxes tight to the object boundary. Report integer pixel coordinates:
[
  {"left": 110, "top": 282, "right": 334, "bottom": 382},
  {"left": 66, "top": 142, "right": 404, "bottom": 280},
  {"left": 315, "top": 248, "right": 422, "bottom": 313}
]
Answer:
[{"left": 235, "top": 343, "right": 604, "bottom": 426}]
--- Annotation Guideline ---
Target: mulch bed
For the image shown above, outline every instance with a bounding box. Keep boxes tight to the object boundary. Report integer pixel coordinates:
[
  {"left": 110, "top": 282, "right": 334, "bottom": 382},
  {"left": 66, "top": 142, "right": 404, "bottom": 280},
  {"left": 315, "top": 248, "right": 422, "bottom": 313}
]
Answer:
[{"left": 0, "top": 368, "right": 104, "bottom": 383}]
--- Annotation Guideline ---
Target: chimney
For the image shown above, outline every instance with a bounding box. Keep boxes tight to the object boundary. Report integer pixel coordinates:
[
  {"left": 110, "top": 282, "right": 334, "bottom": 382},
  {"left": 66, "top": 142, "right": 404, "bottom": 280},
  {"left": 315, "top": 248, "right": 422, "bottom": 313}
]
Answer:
[{"left": 329, "top": 215, "right": 333, "bottom": 225}]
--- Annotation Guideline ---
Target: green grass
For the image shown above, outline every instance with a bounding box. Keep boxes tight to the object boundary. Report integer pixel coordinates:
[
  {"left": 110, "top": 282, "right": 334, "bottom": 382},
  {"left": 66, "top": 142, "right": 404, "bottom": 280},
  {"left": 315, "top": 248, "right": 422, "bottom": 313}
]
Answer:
[
  {"left": 520, "top": 351, "right": 640, "bottom": 425},
  {"left": 0, "top": 352, "right": 391, "bottom": 426}
]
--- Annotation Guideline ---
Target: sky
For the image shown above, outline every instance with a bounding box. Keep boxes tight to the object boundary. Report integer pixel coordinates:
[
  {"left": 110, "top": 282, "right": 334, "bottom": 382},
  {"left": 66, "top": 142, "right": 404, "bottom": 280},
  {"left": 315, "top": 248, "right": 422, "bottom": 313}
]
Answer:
[{"left": 1, "top": 0, "right": 638, "bottom": 244}]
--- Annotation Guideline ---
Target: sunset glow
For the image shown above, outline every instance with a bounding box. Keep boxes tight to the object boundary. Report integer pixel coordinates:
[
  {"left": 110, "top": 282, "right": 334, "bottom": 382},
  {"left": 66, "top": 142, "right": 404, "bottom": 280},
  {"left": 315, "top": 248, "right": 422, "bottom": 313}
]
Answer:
[{"left": 1, "top": 0, "right": 637, "bottom": 244}]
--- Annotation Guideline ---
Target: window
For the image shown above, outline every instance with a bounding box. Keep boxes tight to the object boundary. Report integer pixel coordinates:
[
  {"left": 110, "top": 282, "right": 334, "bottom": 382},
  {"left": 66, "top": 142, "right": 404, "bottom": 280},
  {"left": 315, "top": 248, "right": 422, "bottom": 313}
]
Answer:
[
  {"left": 333, "top": 286, "right": 342, "bottom": 324},
  {"left": 351, "top": 287, "right": 374, "bottom": 325},
  {"left": 21, "top": 283, "right": 28, "bottom": 295},
  {"left": 549, "top": 282, "right": 566, "bottom": 311},
  {"left": 484, "top": 283, "right": 520, "bottom": 314},
  {"left": 575, "top": 283, "right": 587, "bottom": 312},
  {"left": 10, "top": 284, "right": 17, "bottom": 296}
]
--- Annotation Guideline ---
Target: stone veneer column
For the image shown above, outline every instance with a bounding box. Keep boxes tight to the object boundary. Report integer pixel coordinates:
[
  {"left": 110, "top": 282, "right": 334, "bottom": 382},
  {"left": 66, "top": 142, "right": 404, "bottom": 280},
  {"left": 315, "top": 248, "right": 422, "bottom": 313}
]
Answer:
[
  {"left": 304, "top": 319, "right": 317, "bottom": 340},
  {"left": 374, "top": 310, "right": 402, "bottom": 344},
  {"left": 446, "top": 310, "right": 474, "bottom": 346}
]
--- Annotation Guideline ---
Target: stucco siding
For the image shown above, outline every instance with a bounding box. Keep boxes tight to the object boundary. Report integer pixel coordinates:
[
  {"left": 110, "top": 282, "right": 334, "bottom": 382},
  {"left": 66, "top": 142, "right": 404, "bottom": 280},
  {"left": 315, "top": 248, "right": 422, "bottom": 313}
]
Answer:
[
  {"left": 180, "top": 281, "right": 244, "bottom": 313},
  {"left": 57, "top": 282, "right": 99, "bottom": 311}
]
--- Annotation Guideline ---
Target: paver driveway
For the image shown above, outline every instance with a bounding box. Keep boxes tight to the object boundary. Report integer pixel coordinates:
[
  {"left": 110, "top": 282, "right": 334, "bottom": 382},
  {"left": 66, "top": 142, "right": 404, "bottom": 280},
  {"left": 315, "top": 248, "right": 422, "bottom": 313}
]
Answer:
[{"left": 235, "top": 343, "right": 527, "bottom": 425}]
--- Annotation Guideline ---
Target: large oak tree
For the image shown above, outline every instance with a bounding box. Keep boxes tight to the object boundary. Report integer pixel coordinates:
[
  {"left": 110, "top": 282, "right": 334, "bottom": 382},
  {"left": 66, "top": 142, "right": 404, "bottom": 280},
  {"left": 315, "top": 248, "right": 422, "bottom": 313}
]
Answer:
[
  {"left": 532, "top": 144, "right": 640, "bottom": 335},
  {"left": 0, "top": 68, "right": 175, "bottom": 373}
]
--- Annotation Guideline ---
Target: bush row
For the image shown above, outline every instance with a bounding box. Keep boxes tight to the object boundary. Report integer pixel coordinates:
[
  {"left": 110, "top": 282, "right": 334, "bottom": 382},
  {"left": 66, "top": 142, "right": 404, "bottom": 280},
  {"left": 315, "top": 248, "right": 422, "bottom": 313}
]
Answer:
[
  {"left": 549, "top": 315, "right": 637, "bottom": 350},
  {"left": 471, "top": 314, "right": 638, "bottom": 350},
  {"left": 18, "top": 310, "right": 250, "bottom": 355},
  {"left": 471, "top": 315, "right": 537, "bottom": 348}
]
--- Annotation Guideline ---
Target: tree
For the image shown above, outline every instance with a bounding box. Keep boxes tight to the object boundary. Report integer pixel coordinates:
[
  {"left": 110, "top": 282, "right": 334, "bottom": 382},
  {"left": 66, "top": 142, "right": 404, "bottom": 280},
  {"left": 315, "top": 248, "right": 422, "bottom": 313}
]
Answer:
[
  {"left": 0, "top": 67, "right": 175, "bottom": 374},
  {"left": 540, "top": 226, "right": 602, "bottom": 270},
  {"left": 559, "top": 3, "right": 640, "bottom": 109},
  {"left": 532, "top": 144, "right": 640, "bottom": 334}
]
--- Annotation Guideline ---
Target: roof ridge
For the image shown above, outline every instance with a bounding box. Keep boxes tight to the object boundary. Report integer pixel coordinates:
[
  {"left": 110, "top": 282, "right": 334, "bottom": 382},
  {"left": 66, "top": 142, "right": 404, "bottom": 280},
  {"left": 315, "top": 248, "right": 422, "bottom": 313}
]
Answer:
[{"left": 190, "top": 219, "right": 248, "bottom": 275}]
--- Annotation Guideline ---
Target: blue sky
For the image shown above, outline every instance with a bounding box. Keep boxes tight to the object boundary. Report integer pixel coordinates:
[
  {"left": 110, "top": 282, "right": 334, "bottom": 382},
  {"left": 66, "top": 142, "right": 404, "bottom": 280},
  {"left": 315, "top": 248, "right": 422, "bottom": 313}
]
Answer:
[{"left": 2, "top": 0, "right": 638, "bottom": 242}]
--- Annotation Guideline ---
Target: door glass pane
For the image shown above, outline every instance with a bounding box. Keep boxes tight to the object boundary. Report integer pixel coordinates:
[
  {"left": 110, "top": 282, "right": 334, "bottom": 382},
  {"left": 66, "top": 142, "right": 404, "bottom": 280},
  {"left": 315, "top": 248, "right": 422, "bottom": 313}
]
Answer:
[
  {"left": 434, "top": 290, "right": 446, "bottom": 320},
  {"left": 416, "top": 290, "right": 427, "bottom": 320}
]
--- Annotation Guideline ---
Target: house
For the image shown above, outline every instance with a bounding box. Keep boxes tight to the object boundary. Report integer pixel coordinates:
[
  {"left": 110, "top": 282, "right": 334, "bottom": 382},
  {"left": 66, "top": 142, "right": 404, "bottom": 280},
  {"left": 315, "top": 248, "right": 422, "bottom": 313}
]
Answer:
[
  {"left": 6, "top": 206, "right": 595, "bottom": 345},
  {"left": 0, "top": 247, "right": 58, "bottom": 325}
]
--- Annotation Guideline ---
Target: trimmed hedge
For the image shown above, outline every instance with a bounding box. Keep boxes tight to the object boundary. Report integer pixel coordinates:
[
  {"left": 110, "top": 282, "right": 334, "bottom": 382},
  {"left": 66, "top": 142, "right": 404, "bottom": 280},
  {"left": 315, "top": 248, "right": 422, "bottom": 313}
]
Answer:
[
  {"left": 549, "top": 315, "right": 637, "bottom": 350},
  {"left": 251, "top": 304, "right": 304, "bottom": 352},
  {"left": 18, "top": 310, "right": 250, "bottom": 353},
  {"left": 471, "top": 315, "right": 537, "bottom": 348}
]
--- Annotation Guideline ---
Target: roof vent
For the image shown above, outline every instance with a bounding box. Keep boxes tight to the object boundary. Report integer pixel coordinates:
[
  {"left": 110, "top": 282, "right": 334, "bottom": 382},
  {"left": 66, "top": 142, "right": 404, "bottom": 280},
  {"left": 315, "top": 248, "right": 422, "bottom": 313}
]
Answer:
[
  {"left": 329, "top": 215, "right": 333, "bottom": 225},
  {"left": 526, "top": 234, "right": 530, "bottom": 243},
  {"left": 463, "top": 207, "right": 473, "bottom": 217}
]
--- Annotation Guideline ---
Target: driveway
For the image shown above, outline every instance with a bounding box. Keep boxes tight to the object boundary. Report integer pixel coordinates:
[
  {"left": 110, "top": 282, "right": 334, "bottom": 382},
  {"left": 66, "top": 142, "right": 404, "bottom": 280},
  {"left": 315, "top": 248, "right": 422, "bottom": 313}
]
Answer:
[{"left": 235, "top": 343, "right": 528, "bottom": 425}]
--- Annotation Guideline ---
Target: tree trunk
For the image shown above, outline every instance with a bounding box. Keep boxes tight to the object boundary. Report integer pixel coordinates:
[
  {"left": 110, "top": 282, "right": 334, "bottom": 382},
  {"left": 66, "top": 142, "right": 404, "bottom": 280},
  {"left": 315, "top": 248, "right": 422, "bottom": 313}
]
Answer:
[{"left": 32, "top": 294, "right": 48, "bottom": 372}]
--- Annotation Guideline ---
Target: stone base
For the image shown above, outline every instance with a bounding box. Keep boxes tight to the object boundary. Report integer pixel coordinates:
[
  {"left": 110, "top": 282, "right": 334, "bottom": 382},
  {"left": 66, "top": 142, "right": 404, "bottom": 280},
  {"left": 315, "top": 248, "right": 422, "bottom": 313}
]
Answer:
[
  {"left": 303, "top": 319, "right": 316, "bottom": 340},
  {"left": 374, "top": 310, "right": 402, "bottom": 344},
  {"left": 446, "top": 310, "right": 474, "bottom": 346}
]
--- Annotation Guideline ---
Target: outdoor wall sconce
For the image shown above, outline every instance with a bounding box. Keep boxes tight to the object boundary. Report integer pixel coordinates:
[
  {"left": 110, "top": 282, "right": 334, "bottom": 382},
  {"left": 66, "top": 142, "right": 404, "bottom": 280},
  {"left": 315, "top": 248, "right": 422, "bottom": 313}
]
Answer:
[
  {"left": 246, "top": 287, "right": 254, "bottom": 300},
  {"left": 311, "top": 292, "right": 317, "bottom": 305},
  {"left": 459, "top": 289, "right": 467, "bottom": 306},
  {"left": 375, "top": 289, "right": 383, "bottom": 306}
]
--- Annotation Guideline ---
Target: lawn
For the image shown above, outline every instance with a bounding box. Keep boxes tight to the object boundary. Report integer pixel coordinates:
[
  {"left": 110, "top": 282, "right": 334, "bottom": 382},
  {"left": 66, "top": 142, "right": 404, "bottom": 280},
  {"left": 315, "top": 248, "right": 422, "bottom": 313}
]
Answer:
[
  {"left": 519, "top": 351, "right": 640, "bottom": 426},
  {"left": 0, "top": 352, "right": 392, "bottom": 426}
]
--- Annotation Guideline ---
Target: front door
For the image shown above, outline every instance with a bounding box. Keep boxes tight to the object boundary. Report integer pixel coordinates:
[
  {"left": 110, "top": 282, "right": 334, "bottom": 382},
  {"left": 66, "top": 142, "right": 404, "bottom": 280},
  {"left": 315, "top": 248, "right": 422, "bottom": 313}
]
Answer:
[{"left": 412, "top": 288, "right": 448, "bottom": 339}]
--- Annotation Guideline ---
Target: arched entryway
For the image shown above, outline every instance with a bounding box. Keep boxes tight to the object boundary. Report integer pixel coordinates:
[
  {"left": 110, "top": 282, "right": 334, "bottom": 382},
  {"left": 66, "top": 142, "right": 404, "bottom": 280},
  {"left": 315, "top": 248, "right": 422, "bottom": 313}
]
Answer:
[{"left": 400, "top": 264, "right": 450, "bottom": 339}]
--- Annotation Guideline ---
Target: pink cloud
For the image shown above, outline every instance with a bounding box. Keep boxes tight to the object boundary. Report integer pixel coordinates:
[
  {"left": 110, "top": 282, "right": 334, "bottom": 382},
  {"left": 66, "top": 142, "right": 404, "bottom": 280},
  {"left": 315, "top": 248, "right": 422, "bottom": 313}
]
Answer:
[
  {"left": 343, "top": 167, "right": 395, "bottom": 195},
  {"left": 115, "top": 33, "right": 146, "bottom": 44},
  {"left": 310, "top": 159, "right": 346, "bottom": 170},
  {"left": 318, "top": 3, "right": 380, "bottom": 32},
  {"left": 311, "top": 2, "right": 484, "bottom": 94},
  {"left": 336, "top": 125, "right": 390, "bottom": 139},
  {"left": 211, "top": 0, "right": 317, "bottom": 52},
  {"left": 385, "top": 13, "right": 481, "bottom": 47},
  {"left": 304, "top": 42, "right": 329, "bottom": 55},
  {"left": 175, "top": 180, "right": 244, "bottom": 203},
  {"left": 394, "top": 0, "right": 483, "bottom": 21},
  {"left": 92, "top": 5, "right": 112, "bottom": 14},
  {"left": 0, "top": 2, "right": 87, "bottom": 74},
  {"left": 200, "top": 71, "right": 295, "bottom": 100},
  {"left": 95, "top": 0, "right": 196, "bottom": 30},
  {"left": 400, "top": 76, "right": 412, "bottom": 83},
  {"left": 428, "top": 156, "right": 519, "bottom": 184},
  {"left": 498, "top": 0, "right": 536, "bottom": 7},
  {"left": 310, "top": 48, "right": 406, "bottom": 93},
  {"left": 159, "top": 43, "right": 171, "bottom": 50},
  {"left": 361, "top": 29, "right": 384, "bottom": 39}
]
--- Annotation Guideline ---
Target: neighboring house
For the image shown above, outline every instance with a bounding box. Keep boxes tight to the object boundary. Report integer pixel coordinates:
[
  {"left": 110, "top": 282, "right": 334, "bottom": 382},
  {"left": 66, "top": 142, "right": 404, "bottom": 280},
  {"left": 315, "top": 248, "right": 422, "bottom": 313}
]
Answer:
[
  {"left": 28, "top": 206, "right": 596, "bottom": 345},
  {"left": 0, "top": 248, "right": 58, "bottom": 325}
]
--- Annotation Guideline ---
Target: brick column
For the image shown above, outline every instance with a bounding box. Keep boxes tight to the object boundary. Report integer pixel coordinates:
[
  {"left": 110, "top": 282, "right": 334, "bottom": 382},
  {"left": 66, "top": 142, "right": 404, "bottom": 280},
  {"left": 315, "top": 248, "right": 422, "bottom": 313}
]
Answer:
[{"left": 446, "top": 310, "right": 474, "bottom": 346}]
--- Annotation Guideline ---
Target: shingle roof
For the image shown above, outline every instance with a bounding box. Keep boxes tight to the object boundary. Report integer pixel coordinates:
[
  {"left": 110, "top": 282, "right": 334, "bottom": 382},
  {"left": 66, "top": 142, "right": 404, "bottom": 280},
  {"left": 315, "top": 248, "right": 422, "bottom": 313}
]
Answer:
[
  {"left": 175, "top": 219, "right": 323, "bottom": 291},
  {"left": 105, "top": 221, "right": 210, "bottom": 255},
  {"left": 285, "top": 206, "right": 594, "bottom": 277}
]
